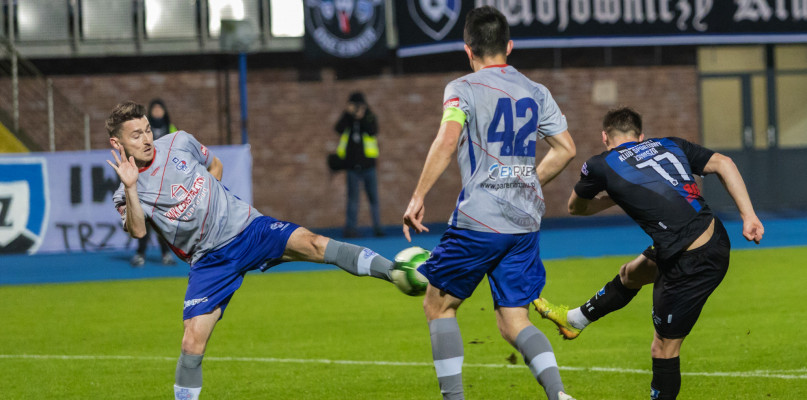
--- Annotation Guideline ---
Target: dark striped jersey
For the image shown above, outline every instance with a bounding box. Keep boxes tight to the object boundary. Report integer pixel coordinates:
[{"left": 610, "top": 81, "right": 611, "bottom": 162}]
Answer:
[{"left": 574, "top": 137, "right": 715, "bottom": 260}]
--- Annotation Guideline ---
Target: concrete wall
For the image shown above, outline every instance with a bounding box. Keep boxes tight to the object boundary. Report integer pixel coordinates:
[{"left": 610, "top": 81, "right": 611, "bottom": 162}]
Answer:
[{"left": 52, "top": 65, "right": 699, "bottom": 229}]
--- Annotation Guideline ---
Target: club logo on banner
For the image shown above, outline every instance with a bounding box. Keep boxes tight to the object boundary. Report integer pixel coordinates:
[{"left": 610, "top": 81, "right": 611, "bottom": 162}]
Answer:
[
  {"left": 0, "top": 158, "right": 49, "bottom": 254},
  {"left": 408, "top": 0, "right": 461, "bottom": 40},
  {"left": 304, "top": 0, "right": 386, "bottom": 58}
]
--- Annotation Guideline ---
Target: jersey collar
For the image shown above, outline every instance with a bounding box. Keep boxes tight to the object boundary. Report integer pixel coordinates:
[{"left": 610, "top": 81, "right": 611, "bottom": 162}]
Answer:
[
  {"left": 616, "top": 141, "right": 639, "bottom": 149},
  {"left": 138, "top": 147, "right": 157, "bottom": 173},
  {"left": 482, "top": 64, "right": 510, "bottom": 70}
]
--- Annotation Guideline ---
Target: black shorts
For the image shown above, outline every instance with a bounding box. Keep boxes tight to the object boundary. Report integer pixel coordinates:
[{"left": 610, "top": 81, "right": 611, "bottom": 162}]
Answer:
[{"left": 648, "top": 219, "right": 731, "bottom": 339}]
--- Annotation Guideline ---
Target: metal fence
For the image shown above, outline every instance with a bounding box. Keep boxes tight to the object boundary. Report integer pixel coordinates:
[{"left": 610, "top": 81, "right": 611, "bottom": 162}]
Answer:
[{"left": 0, "top": 39, "right": 89, "bottom": 152}]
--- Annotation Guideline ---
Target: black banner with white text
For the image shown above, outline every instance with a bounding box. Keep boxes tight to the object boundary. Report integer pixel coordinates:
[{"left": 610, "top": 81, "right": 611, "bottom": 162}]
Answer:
[{"left": 397, "top": 0, "right": 807, "bottom": 57}]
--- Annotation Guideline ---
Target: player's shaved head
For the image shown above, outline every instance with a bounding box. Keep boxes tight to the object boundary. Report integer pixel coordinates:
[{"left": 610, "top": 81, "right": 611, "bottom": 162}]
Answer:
[
  {"left": 603, "top": 107, "right": 643, "bottom": 138},
  {"left": 106, "top": 101, "right": 146, "bottom": 137},
  {"left": 464, "top": 6, "right": 510, "bottom": 59}
]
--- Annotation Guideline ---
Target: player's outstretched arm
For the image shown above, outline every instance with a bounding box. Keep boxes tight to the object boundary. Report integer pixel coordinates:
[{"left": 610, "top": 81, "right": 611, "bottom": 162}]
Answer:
[
  {"left": 403, "top": 121, "right": 462, "bottom": 242},
  {"left": 106, "top": 147, "right": 147, "bottom": 238},
  {"left": 537, "top": 130, "right": 576, "bottom": 187},
  {"left": 703, "top": 153, "right": 764, "bottom": 244},
  {"left": 568, "top": 191, "right": 615, "bottom": 216}
]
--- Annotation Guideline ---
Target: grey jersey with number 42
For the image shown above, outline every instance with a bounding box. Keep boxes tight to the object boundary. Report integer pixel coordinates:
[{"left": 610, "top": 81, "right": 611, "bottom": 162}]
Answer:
[
  {"left": 113, "top": 131, "right": 260, "bottom": 264},
  {"left": 443, "top": 65, "right": 567, "bottom": 233}
]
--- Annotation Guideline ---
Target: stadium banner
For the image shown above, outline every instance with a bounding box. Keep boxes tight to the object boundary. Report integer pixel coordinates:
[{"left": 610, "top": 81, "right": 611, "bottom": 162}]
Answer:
[
  {"left": 0, "top": 144, "right": 252, "bottom": 255},
  {"left": 396, "top": 0, "right": 807, "bottom": 57},
  {"left": 303, "top": 0, "right": 388, "bottom": 59}
]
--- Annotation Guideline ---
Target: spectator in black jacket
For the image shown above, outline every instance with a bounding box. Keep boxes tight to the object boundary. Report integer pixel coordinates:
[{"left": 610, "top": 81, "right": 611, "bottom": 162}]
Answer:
[{"left": 333, "top": 92, "right": 383, "bottom": 238}]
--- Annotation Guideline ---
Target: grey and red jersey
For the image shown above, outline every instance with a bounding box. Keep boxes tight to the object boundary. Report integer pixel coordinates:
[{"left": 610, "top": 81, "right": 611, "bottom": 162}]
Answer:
[
  {"left": 113, "top": 131, "right": 259, "bottom": 263},
  {"left": 443, "top": 65, "right": 568, "bottom": 233}
]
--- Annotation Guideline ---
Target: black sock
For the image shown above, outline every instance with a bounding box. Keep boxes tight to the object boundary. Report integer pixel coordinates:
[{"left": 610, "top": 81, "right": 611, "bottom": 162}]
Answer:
[
  {"left": 579, "top": 274, "right": 640, "bottom": 322},
  {"left": 651, "top": 357, "right": 681, "bottom": 400}
]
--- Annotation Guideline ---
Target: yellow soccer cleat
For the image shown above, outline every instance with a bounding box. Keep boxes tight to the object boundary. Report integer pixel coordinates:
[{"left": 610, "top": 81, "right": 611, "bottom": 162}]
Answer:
[{"left": 533, "top": 297, "right": 582, "bottom": 340}]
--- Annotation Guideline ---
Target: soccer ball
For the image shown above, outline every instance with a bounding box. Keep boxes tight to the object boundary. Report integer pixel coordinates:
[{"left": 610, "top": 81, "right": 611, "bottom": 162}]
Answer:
[{"left": 391, "top": 246, "right": 431, "bottom": 296}]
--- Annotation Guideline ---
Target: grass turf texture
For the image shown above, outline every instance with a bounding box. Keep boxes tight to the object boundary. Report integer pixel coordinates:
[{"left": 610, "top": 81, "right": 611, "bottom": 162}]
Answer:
[{"left": 1, "top": 247, "right": 805, "bottom": 399}]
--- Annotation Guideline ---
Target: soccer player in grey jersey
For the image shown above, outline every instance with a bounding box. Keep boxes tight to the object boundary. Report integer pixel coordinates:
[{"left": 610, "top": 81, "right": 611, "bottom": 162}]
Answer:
[
  {"left": 105, "top": 101, "right": 406, "bottom": 400},
  {"left": 402, "top": 7, "right": 577, "bottom": 400}
]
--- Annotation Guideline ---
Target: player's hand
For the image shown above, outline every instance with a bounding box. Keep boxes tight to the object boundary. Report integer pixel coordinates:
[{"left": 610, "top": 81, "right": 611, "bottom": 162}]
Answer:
[
  {"left": 742, "top": 216, "right": 764, "bottom": 244},
  {"left": 107, "top": 146, "right": 139, "bottom": 188},
  {"left": 402, "top": 196, "right": 428, "bottom": 242}
]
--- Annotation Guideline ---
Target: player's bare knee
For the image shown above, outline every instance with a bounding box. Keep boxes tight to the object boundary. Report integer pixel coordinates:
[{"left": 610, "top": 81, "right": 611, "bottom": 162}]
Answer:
[
  {"left": 651, "top": 336, "right": 681, "bottom": 359},
  {"left": 285, "top": 227, "right": 326, "bottom": 262},
  {"left": 310, "top": 234, "right": 329, "bottom": 260},
  {"left": 619, "top": 262, "right": 631, "bottom": 283},
  {"left": 181, "top": 334, "right": 206, "bottom": 355},
  {"left": 423, "top": 297, "right": 440, "bottom": 321}
]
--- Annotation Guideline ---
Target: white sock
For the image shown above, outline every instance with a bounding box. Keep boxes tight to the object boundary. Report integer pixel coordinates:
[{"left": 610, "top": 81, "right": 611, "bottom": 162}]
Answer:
[
  {"left": 567, "top": 307, "right": 591, "bottom": 330},
  {"left": 174, "top": 384, "right": 201, "bottom": 400}
]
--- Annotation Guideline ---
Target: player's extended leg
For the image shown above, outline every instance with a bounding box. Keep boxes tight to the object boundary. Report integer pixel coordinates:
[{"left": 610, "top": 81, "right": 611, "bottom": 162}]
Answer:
[
  {"left": 281, "top": 226, "right": 394, "bottom": 281},
  {"left": 423, "top": 284, "right": 465, "bottom": 400},
  {"left": 174, "top": 307, "right": 222, "bottom": 400},
  {"left": 650, "top": 332, "right": 684, "bottom": 399},
  {"left": 496, "top": 306, "right": 570, "bottom": 400},
  {"left": 534, "top": 254, "right": 656, "bottom": 339}
]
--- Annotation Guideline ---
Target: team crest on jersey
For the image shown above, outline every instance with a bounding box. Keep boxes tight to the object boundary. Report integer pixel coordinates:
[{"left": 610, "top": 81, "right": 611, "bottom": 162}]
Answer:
[
  {"left": 171, "top": 157, "right": 191, "bottom": 174},
  {"left": 0, "top": 158, "right": 49, "bottom": 254},
  {"left": 305, "top": 0, "right": 385, "bottom": 58},
  {"left": 270, "top": 221, "right": 288, "bottom": 231},
  {"left": 408, "top": 0, "right": 461, "bottom": 40}
]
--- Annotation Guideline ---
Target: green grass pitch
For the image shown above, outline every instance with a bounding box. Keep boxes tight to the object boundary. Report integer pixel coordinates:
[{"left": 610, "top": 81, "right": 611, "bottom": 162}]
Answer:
[{"left": 1, "top": 247, "right": 805, "bottom": 399}]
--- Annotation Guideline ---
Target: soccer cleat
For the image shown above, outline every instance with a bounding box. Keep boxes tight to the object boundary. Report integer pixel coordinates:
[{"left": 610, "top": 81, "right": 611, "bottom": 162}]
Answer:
[
  {"left": 130, "top": 253, "right": 145, "bottom": 268},
  {"left": 533, "top": 297, "right": 582, "bottom": 340},
  {"left": 558, "top": 391, "right": 576, "bottom": 400}
]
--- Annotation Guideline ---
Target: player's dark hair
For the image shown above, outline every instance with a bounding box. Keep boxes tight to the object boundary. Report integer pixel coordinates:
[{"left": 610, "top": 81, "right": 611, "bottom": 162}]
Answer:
[
  {"left": 106, "top": 101, "right": 146, "bottom": 137},
  {"left": 464, "top": 6, "right": 510, "bottom": 59},
  {"left": 603, "top": 107, "right": 642, "bottom": 138}
]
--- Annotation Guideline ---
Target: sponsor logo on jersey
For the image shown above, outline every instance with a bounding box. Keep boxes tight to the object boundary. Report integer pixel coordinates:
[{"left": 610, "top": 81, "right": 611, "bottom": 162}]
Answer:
[
  {"left": 0, "top": 158, "right": 49, "bottom": 254},
  {"left": 408, "top": 0, "right": 461, "bottom": 41},
  {"left": 170, "top": 184, "right": 190, "bottom": 201},
  {"left": 200, "top": 145, "right": 208, "bottom": 156},
  {"left": 443, "top": 97, "right": 460, "bottom": 109},
  {"left": 305, "top": 0, "right": 386, "bottom": 58},
  {"left": 164, "top": 174, "right": 208, "bottom": 221},
  {"left": 183, "top": 297, "right": 208, "bottom": 309},
  {"left": 171, "top": 157, "right": 191, "bottom": 174},
  {"left": 487, "top": 164, "right": 536, "bottom": 181},
  {"left": 581, "top": 162, "right": 589, "bottom": 176}
]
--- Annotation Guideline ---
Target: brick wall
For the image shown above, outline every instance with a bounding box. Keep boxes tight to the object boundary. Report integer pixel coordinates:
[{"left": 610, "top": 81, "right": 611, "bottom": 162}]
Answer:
[{"left": 52, "top": 65, "right": 699, "bottom": 230}]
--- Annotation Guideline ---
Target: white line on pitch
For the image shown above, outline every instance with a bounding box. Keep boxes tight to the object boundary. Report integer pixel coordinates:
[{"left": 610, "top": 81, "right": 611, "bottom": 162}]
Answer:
[{"left": 1, "top": 354, "right": 805, "bottom": 380}]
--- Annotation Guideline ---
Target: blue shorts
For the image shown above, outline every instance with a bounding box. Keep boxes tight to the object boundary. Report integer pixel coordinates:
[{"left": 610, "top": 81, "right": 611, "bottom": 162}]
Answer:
[
  {"left": 183, "top": 216, "right": 299, "bottom": 320},
  {"left": 417, "top": 226, "right": 545, "bottom": 308}
]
